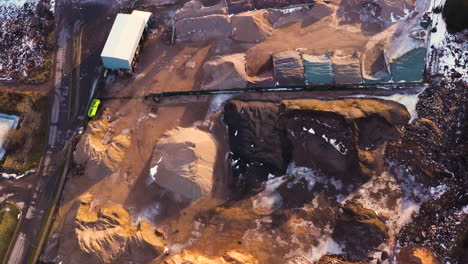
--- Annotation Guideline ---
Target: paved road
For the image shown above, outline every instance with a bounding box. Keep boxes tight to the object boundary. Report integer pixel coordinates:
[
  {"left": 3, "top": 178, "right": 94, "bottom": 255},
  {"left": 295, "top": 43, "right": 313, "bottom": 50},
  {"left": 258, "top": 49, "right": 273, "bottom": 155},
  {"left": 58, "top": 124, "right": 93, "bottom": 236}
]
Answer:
[{"left": 6, "top": 0, "right": 117, "bottom": 263}]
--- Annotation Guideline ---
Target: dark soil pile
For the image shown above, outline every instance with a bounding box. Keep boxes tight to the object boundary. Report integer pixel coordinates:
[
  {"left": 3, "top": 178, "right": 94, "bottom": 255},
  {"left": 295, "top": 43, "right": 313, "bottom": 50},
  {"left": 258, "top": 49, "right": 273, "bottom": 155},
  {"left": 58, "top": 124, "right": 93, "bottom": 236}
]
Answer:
[
  {"left": 387, "top": 80, "right": 467, "bottom": 264},
  {"left": 443, "top": 0, "right": 468, "bottom": 33},
  {"left": 333, "top": 203, "right": 388, "bottom": 261},
  {"left": 223, "top": 98, "right": 409, "bottom": 195}
]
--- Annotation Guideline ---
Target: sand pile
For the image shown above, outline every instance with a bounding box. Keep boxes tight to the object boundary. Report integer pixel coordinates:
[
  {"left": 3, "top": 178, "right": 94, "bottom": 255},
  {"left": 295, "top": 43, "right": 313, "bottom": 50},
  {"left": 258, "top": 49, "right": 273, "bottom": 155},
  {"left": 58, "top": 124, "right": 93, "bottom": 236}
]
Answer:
[
  {"left": 148, "top": 127, "right": 218, "bottom": 201},
  {"left": 231, "top": 10, "right": 272, "bottom": 43},
  {"left": 397, "top": 246, "right": 442, "bottom": 264},
  {"left": 163, "top": 249, "right": 258, "bottom": 264},
  {"left": 76, "top": 111, "right": 131, "bottom": 171},
  {"left": 73, "top": 194, "right": 165, "bottom": 263},
  {"left": 202, "top": 53, "right": 248, "bottom": 90}
]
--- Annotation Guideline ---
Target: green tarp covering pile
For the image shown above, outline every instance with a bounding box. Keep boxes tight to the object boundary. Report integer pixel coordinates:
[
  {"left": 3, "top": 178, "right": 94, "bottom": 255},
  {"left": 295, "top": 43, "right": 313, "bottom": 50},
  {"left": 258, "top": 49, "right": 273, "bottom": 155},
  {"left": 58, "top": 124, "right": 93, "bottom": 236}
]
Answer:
[
  {"left": 303, "top": 54, "right": 334, "bottom": 85},
  {"left": 390, "top": 47, "right": 426, "bottom": 82}
]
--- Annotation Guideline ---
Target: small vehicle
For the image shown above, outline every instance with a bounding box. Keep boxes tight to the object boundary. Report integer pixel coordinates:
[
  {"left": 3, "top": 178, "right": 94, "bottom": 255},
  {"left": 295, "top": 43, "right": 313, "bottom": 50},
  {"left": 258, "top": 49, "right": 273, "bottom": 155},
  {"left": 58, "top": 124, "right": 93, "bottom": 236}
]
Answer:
[{"left": 87, "top": 98, "right": 101, "bottom": 118}]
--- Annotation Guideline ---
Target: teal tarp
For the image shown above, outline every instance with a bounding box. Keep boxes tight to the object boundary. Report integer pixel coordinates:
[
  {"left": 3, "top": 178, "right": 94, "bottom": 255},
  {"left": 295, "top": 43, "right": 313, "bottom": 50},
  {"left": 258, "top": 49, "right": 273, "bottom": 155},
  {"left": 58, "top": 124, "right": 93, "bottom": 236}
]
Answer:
[
  {"left": 303, "top": 54, "right": 333, "bottom": 85},
  {"left": 390, "top": 48, "right": 426, "bottom": 82}
]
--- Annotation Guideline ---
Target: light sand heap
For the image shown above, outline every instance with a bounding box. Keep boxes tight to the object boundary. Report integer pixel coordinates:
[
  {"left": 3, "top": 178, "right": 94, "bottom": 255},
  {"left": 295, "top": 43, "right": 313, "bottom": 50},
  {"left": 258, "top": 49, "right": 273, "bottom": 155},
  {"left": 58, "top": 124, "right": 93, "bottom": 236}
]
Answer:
[
  {"left": 75, "top": 194, "right": 165, "bottom": 263},
  {"left": 202, "top": 53, "right": 248, "bottom": 90},
  {"left": 163, "top": 249, "right": 258, "bottom": 264},
  {"left": 148, "top": 127, "right": 218, "bottom": 201},
  {"left": 76, "top": 110, "right": 131, "bottom": 171}
]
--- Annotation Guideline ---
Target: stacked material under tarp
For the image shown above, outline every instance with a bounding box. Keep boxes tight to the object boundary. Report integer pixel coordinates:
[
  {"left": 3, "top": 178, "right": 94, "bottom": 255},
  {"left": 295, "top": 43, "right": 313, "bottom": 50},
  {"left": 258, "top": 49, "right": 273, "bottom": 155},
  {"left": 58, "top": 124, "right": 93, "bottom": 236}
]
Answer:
[
  {"left": 253, "top": 0, "right": 313, "bottom": 9},
  {"left": 390, "top": 48, "right": 426, "bottom": 82},
  {"left": 226, "top": 0, "right": 255, "bottom": 14},
  {"left": 362, "top": 47, "right": 391, "bottom": 83},
  {"left": 303, "top": 53, "right": 333, "bottom": 85},
  {"left": 332, "top": 51, "right": 362, "bottom": 84},
  {"left": 273, "top": 50, "right": 305, "bottom": 86}
]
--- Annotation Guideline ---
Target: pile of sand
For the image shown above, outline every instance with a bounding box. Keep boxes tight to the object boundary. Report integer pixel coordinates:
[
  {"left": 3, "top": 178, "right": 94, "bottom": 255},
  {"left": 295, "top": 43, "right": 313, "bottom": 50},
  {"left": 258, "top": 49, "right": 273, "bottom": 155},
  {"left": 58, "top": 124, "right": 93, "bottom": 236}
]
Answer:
[
  {"left": 163, "top": 249, "right": 258, "bottom": 264},
  {"left": 362, "top": 44, "right": 390, "bottom": 82},
  {"left": 397, "top": 246, "right": 442, "bottom": 264},
  {"left": 202, "top": 53, "right": 248, "bottom": 90},
  {"left": 54, "top": 194, "right": 166, "bottom": 264},
  {"left": 75, "top": 111, "right": 131, "bottom": 171},
  {"left": 148, "top": 127, "right": 218, "bottom": 201},
  {"left": 231, "top": 10, "right": 272, "bottom": 43}
]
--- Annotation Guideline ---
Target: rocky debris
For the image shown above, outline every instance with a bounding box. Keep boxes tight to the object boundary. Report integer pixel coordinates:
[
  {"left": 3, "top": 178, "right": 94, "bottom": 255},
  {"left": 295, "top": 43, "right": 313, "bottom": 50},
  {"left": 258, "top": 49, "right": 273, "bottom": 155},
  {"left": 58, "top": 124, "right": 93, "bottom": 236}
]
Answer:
[
  {"left": 387, "top": 77, "right": 467, "bottom": 264},
  {"left": 332, "top": 50, "right": 362, "bottom": 84},
  {"left": 0, "top": 0, "right": 54, "bottom": 83},
  {"left": 273, "top": 50, "right": 305, "bottom": 86},
  {"left": 75, "top": 110, "right": 131, "bottom": 172},
  {"left": 201, "top": 53, "right": 248, "bottom": 90},
  {"left": 226, "top": 0, "right": 255, "bottom": 14},
  {"left": 148, "top": 127, "right": 218, "bottom": 201},
  {"left": 396, "top": 246, "right": 442, "bottom": 264},
  {"left": 163, "top": 249, "right": 258, "bottom": 264},
  {"left": 175, "top": 0, "right": 228, "bottom": 21},
  {"left": 231, "top": 10, "right": 272, "bottom": 43},
  {"left": 317, "top": 256, "right": 364, "bottom": 264},
  {"left": 332, "top": 203, "right": 388, "bottom": 261},
  {"left": 175, "top": 15, "right": 230, "bottom": 42},
  {"left": 268, "top": 2, "right": 334, "bottom": 28}
]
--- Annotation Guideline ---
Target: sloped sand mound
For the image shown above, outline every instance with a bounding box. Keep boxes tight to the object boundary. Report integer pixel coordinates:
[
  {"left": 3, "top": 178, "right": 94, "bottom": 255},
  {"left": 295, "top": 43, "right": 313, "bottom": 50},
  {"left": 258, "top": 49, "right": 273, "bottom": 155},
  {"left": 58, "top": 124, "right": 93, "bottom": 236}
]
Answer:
[
  {"left": 163, "top": 249, "right": 258, "bottom": 264},
  {"left": 202, "top": 53, "right": 248, "bottom": 90},
  {"left": 149, "top": 127, "right": 218, "bottom": 201},
  {"left": 75, "top": 111, "right": 131, "bottom": 171},
  {"left": 231, "top": 10, "right": 272, "bottom": 43},
  {"left": 74, "top": 194, "right": 165, "bottom": 263}
]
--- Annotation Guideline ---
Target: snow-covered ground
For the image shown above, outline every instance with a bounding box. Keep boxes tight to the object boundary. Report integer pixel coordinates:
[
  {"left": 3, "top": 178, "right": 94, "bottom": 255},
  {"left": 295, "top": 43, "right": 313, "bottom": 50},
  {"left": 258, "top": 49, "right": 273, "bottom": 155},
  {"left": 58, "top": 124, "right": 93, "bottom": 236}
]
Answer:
[{"left": 0, "top": 0, "right": 55, "bottom": 82}]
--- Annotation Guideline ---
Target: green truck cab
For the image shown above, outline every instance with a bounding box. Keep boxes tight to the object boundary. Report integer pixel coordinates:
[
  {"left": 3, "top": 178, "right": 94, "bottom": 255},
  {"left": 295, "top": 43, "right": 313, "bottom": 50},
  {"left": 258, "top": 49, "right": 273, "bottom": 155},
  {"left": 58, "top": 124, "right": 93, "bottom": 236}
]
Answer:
[{"left": 87, "top": 99, "right": 101, "bottom": 118}]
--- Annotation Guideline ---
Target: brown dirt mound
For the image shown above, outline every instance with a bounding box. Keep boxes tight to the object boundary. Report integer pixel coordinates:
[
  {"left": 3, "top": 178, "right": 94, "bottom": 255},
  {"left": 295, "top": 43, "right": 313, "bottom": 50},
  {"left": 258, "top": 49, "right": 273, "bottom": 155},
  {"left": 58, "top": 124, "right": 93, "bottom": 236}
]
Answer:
[
  {"left": 149, "top": 127, "right": 218, "bottom": 201},
  {"left": 202, "top": 53, "right": 248, "bottom": 90},
  {"left": 397, "top": 246, "right": 442, "bottom": 264},
  {"left": 231, "top": 10, "right": 272, "bottom": 43},
  {"left": 332, "top": 202, "right": 388, "bottom": 261}
]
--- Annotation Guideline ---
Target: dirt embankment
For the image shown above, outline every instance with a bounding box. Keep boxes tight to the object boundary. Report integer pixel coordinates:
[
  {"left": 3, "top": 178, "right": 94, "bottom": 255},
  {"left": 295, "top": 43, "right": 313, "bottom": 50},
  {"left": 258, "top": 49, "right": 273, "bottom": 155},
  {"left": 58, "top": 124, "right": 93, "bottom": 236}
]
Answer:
[{"left": 223, "top": 98, "right": 409, "bottom": 195}]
